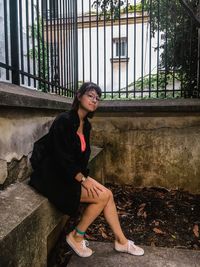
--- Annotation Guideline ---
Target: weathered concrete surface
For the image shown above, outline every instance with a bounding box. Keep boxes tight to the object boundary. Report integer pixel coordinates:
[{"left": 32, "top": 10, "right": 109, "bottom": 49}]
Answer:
[
  {"left": 91, "top": 114, "right": 200, "bottom": 193},
  {"left": 0, "top": 146, "right": 103, "bottom": 267},
  {"left": 68, "top": 241, "right": 200, "bottom": 267},
  {"left": 0, "top": 181, "right": 68, "bottom": 267},
  {"left": 1, "top": 82, "right": 200, "bottom": 191},
  {"left": 0, "top": 159, "right": 7, "bottom": 184},
  {"left": 0, "top": 108, "right": 56, "bottom": 187},
  {"left": 0, "top": 82, "right": 73, "bottom": 187},
  {"left": 0, "top": 82, "right": 72, "bottom": 110}
]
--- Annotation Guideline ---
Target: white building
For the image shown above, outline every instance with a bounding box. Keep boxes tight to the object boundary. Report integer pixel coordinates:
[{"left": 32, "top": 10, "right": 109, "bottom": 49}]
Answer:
[{"left": 76, "top": 0, "right": 164, "bottom": 96}]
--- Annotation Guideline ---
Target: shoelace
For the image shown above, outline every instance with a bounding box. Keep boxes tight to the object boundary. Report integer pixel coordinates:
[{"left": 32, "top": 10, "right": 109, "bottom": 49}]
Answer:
[
  {"left": 81, "top": 239, "right": 89, "bottom": 249},
  {"left": 128, "top": 240, "right": 136, "bottom": 250}
]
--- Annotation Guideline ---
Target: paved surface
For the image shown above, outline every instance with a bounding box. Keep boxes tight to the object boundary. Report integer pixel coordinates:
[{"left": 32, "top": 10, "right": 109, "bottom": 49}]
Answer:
[{"left": 68, "top": 241, "right": 200, "bottom": 267}]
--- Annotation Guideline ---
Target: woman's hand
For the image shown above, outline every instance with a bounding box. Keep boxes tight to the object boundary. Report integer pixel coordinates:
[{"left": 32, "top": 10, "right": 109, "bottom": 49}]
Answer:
[{"left": 81, "top": 176, "right": 103, "bottom": 198}]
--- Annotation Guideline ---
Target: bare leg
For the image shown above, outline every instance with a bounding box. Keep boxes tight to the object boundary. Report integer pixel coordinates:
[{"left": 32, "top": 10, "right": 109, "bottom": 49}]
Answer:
[
  {"left": 73, "top": 178, "right": 127, "bottom": 244},
  {"left": 67, "top": 178, "right": 144, "bottom": 257}
]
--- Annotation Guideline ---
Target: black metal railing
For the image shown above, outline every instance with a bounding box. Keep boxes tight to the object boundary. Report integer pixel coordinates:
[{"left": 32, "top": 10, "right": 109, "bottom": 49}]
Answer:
[
  {"left": 78, "top": 0, "right": 199, "bottom": 99},
  {"left": 0, "top": 0, "right": 78, "bottom": 96},
  {"left": 0, "top": 0, "right": 199, "bottom": 99}
]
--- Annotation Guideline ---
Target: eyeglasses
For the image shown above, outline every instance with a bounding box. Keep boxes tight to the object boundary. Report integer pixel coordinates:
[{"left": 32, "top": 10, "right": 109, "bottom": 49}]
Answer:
[{"left": 85, "top": 93, "right": 101, "bottom": 102}]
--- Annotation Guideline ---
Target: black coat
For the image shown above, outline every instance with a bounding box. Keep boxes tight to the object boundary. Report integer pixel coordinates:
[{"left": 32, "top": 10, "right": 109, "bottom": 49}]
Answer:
[{"left": 29, "top": 109, "right": 91, "bottom": 216}]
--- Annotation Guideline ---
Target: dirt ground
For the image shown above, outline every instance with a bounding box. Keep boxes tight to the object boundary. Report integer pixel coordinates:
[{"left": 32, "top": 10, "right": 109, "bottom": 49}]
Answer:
[{"left": 48, "top": 184, "right": 200, "bottom": 266}]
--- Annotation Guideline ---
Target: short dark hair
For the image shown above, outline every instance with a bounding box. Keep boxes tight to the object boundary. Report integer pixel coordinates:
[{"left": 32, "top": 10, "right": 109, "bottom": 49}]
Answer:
[{"left": 71, "top": 82, "right": 102, "bottom": 118}]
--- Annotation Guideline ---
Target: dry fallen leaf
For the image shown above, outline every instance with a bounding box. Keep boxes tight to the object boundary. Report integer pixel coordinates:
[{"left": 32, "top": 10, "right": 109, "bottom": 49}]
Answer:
[
  {"left": 99, "top": 227, "right": 108, "bottom": 239},
  {"left": 152, "top": 220, "right": 160, "bottom": 227},
  {"left": 137, "top": 203, "right": 147, "bottom": 217},
  {"left": 153, "top": 227, "right": 165, "bottom": 235},
  {"left": 143, "top": 211, "right": 147, "bottom": 219},
  {"left": 193, "top": 224, "right": 199, "bottom": 238}
]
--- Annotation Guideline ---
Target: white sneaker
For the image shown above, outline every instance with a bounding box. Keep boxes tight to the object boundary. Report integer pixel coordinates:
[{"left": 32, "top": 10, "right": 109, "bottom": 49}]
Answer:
[
  {"left": 66, "top": 233, "right": 93, "bottom": 257},
  {"left": 114, "top": 240, "right": 144, "bottom": 256}
]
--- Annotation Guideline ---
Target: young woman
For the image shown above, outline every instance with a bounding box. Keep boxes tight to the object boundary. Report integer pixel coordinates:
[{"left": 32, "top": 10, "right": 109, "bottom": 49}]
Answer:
[{"left": 29, "top": 82, "right": 144, "bottom": 258}]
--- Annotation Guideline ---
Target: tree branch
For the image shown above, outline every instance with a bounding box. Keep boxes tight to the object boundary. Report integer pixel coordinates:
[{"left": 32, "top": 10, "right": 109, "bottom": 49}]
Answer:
[{"left": 179, "top": 0, "right": 200, "bottom": 27}]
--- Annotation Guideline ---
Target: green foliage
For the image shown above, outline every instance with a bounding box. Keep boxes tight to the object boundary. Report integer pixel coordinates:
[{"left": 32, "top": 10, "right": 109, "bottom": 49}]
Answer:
[
  {"left": 144, "top": 0, "right": 198, "bottom": 97},
  {"left": 92, "top": 0, "right": 144, "bottom": 19},
  {"left": 102, "top": 73, "right": 182, "bottom": 100},
  {"left": 29, "top": 13, "right": 48, "bottom": 92},
  {"left": 92, "top": 0, "right": 199, "bottom": 98}
]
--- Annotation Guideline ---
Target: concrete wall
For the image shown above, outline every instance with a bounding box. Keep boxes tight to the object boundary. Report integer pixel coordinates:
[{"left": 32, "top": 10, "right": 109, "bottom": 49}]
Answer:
[
  {"left": 0, "top": 82, "right": 72, "bottom": 189},
  {"left": 91, "top": 101, "right": 200, "bottom": 193},
  {"left": 1, "top": 82, "right": 200, "bottom": 194}
]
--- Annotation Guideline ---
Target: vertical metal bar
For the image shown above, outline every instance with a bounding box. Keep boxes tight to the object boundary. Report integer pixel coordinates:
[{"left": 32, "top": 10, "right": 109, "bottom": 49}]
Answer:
[
  {"left": 156, "top": 0, "right": 160, "bottom": 98},
  {"left": 41, "top": 0, "right": 47, "bottom": 91},
  {"left": 19, "top": 0, "right": 24, "bottom": 84},
  {"left": 164, "top": 0, "right": 168, "bottom": 97},
  {"left": 53, "top": 0, "right": 57, "bottom": 94},
  {"left": 149, "top": 0, "right": 152, "bottom": 97},
  {"left": 172, "top": 19, "right": 176, "bottom": 97},
  {"left": 118, "top": 0, "right": 121, "bottom": 98},
  {"left": 111, "top": 0, "right": 114, "bottom": 98},
  {"left": 36, "top": 0, "right": 41, "bottom": 88},
  {"left": 31, "top": 0, "right": 36, "bottom": 88},
  {"left": 45, "top": 0, "right": 50, "bottom": 92},
  {"left": 63, "top": 0, "right": 66, "bottom": 94},
  {"left": 126, "top": 1, "right": 129, "bottom": 98},
  {"left": 74, "top": 0, "right": 78, "bottom": 93},
  {"left": 198, "top": 28, "right": 200, "bottom": 93},
  {"left": 68, "top": 0, "right": 73, "bottom": 93},
  {"left": 103, "top": 0, "right": 106, "bottom": 98},
  {"left": 25, "top": 0, "right": 31, "bottom": 86},
  {"left": 56, "top": 0, "right": 61, "bottom": 94},
  {"left": 67, "top": 0, "right": 70, "bottom": 95},
  {"left": 197, "top": 2, "right": 200, "bottom": 93},
  {"left": 141, "top": 0, "right": 144, "bottom": 98},
  {"left": 60, "top": 0, "right": 63, "bottom": 93},
  {"left": 189, "top": 19, "right": 193, "bottom": 96},
  {"left": 81, "top": 0, "right": 85, "bottom": 82},
  {"left": 50, "top": 0, "right": 54, "bottom": 93},
  {"left": 71, "top": 0, "right": 74, "bottom": 92},
  {"left": 9, "top": 0, "right": 20, "bottom": 85},
  {"left": 65, "top": 0, "right": 69, "bottom": 95},
  {"left": 70, "top": 0, "right": 73, "bottom": 93},
  {"left": 3, "top": 0, "right": 9, "bottom": 80},
  {"left": 71, "top": 0, "right": 73, "bottom": 92},
  {"left": 133, "top": 0, "right": 136, "bottom": 97},
  {"left": 96, "top": 0, "right": 99, "bottom": 85},
  {"left": 89, "top": 0, "right": 92, "bottom": 81}
]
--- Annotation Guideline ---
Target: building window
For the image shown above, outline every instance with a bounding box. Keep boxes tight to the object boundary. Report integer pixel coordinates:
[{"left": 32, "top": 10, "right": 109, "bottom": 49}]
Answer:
[{"left": 113, "top": 38, "right": 127, "bottom": 58}]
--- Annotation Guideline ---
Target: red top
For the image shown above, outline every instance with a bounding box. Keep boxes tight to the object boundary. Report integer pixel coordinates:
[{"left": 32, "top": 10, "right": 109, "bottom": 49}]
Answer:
[{"left": 76, "top": 132, "right": 86, "bottom": 152}]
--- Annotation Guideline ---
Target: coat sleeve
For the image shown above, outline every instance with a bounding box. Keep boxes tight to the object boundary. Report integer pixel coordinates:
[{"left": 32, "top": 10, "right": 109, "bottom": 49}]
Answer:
[{"left": 51, "top": 115, "right": 82, "bottom": 181}]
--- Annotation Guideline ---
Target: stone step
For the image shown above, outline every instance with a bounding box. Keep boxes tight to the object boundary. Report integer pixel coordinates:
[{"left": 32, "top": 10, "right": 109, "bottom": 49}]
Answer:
[{"left": 68, "top": 241, "right": 200, "bottom": 267}]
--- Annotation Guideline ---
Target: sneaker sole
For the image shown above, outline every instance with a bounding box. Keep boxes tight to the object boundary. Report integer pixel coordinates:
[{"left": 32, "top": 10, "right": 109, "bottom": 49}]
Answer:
[{"left": 114, "top": 247, "right": 144, "bottom": 256}]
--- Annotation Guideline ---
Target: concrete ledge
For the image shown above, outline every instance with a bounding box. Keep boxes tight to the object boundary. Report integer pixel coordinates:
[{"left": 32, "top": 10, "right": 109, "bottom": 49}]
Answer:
[
  {"left": 0, "top": 82, "right": 72, "bottom": 110},
  {"left": 1, "top": 82, "right": 200, "bottom": 114},
  {"left": 0, "top": 181, "right": 67, "bottom": 267},
  {"left": 98, "top": 98, "right": 200, "bottom": 114},
  {"left": 0, "top": 145, "right": 103, "bottom": 267}
]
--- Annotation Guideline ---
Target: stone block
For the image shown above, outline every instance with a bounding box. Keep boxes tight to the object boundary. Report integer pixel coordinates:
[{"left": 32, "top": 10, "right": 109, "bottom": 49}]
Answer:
[
  {"left": 0, "top": 145, "right": 103, "bottom": 267},
  {"left": 0, "top": 181, "right": 68, "bottom": 267},
  {"left": 0, "top": 159, "right": 7, "bottom": 184}
]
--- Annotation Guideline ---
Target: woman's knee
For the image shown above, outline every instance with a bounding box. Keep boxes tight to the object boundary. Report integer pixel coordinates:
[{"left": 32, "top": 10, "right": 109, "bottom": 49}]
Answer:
[{"left": 98, "top": 188, "right": 113, "bottom": 204}]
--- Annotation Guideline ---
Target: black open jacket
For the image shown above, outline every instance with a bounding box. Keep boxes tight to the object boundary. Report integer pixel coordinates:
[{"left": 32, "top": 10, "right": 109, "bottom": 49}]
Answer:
[{"left": 29, "top": 109, "right": 91, "bottom": 216}]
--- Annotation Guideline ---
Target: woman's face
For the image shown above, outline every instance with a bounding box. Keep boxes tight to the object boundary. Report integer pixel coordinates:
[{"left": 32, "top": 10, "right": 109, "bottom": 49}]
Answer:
[{"left": 78, "top": 89, "right": 100, "bottom": 113}]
